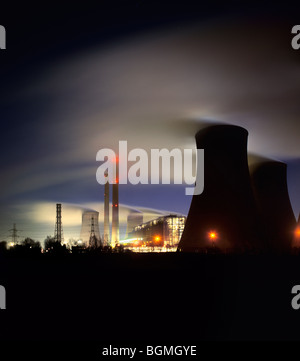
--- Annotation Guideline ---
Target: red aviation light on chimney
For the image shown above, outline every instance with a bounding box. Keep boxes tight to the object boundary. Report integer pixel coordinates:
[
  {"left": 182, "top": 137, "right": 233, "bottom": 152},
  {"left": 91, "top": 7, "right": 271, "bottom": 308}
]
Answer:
[{"left": 208, "top": 231, "right": 218, "bottom": 241}]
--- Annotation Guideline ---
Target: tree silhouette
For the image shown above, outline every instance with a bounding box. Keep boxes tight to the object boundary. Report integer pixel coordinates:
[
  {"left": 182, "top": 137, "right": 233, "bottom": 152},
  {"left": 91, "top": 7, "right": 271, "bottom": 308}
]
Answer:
[
  {"left": 8, "top": 237, "right": 41, "bottom": 256},
  {"left": 44, "top": 236, "right": 68, "bottom": 255},
  {"left": 22, "top": 237, "right": 41, "bottom": 249},
  {"left": 0, "top": 241, "right": 7, "bottom": 254}
]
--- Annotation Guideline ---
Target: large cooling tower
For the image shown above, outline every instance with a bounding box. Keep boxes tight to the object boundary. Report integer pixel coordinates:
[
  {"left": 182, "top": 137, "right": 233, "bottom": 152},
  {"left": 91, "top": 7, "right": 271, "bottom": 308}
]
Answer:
[
  {"left": 250, "top": 161, "right": 296, "bottom": 253},
  {"left": 125, "top": 212, "right": 143, "bottom": 238},
  {"left": 178, "top": 124, "right": 264, "bottom": 253},
  {"left": 292, "top": 213, "right": 300, "bottom": 248},
  {"left": 80, "top": 211, "right": 101, "bottom": 247}
]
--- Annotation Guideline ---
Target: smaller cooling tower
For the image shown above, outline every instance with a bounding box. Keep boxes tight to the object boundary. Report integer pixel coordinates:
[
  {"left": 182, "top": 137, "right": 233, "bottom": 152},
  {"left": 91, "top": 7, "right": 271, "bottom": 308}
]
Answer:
[
  {"left": 250, "top": 161, "right": 296, "bottom": 253},
  {"left": 125, "top": 212, "right": 143, "bottom": 238},
  {"left": 80, "top": 211, "right": 101, "bottom": 247}
]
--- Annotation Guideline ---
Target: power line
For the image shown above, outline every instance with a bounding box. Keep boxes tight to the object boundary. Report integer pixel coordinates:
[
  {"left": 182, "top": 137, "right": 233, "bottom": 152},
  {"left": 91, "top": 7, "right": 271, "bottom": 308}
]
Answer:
[{"left": 8, "top": 223, "right": 20, "bottom": 244}]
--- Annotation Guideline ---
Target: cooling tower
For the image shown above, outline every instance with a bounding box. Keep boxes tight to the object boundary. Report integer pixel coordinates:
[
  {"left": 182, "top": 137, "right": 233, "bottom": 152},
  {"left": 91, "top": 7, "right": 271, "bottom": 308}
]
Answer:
[
  {"left": 292, "top": 213, "right": 300, "bottom": 248},
  {"left": 80, "top": 211, "right": 101, "bottom": 247},
  {"left": 250, "top": 161, "right": 296, "bottom": 253},
  {"left": 125, "top": 212, "right": 143, "bottom": 238},
  {"left": 111, "top": 158, "right": 119, "bottom": 247},
  {"left": 178, "top": 124, "right": 264, "bottom": 253}
]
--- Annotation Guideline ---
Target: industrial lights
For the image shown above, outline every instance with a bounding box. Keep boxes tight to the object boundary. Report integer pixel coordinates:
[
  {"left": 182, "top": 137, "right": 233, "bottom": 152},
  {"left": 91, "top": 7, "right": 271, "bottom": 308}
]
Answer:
[
  {"left": 208, "top": 231, "right": 218, "bottom": 240},
  {"left": 295, "top": 228, "right": 300, "bottom": 238}
]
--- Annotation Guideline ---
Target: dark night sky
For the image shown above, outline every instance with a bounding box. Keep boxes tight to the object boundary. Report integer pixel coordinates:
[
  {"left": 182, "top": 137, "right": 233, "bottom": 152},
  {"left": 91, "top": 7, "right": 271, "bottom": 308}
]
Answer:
[{"left": 1, "top": 0, "right": 300, "bottom": 242}]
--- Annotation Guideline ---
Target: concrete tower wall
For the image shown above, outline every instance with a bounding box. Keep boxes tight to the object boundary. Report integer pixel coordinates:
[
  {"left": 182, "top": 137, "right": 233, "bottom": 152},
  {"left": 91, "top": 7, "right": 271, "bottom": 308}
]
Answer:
[
  {"left": 250, "top": 161, "right": 296, "bottom": 252},
  {"left": 178, "top": 125, "right": 264, "bottom": 252}
]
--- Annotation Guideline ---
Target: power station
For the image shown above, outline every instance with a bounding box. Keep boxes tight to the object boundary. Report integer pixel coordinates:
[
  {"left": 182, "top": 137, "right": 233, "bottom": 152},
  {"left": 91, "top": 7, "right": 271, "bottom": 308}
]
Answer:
[{"left": 51, "top": 124, "right": 298, "bottom": 254}]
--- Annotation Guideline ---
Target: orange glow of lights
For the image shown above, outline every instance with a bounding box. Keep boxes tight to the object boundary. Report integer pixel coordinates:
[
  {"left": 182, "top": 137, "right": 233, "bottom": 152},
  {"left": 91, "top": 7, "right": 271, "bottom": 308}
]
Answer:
[
  {"left": 208, "top": 231, "right": 218, "bottom": 240},
  {"left": 295, "top": 228, "right": 300, "bottom": 238},
  {"left": 155, "top": 236, "right": 161, "bottom": 242}
]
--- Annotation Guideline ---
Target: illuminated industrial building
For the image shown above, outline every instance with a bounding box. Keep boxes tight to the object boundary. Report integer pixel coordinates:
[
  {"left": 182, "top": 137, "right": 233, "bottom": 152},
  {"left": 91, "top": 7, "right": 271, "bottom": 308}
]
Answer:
[{"left": 121, "top": 214, "right": 186, "bottom": 252}]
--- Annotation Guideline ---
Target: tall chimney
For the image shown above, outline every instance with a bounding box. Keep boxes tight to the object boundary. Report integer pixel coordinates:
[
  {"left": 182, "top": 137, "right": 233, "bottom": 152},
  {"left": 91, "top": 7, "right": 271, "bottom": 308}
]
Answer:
[
  {"left": 111, "top": 156, "right": 119, "bottom": 247},
  {"left": 103, "top": 171, "right": 110, "bottom": 245}
]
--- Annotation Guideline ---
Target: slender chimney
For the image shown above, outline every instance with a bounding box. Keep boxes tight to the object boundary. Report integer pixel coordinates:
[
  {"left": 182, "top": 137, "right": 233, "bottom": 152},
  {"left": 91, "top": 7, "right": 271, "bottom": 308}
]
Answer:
[
  {"left": 104, "top": 171, "right": 110, "bottom": 245},
  {"left": 111, "top": 156, "right": 119, "bottom": 247}
]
